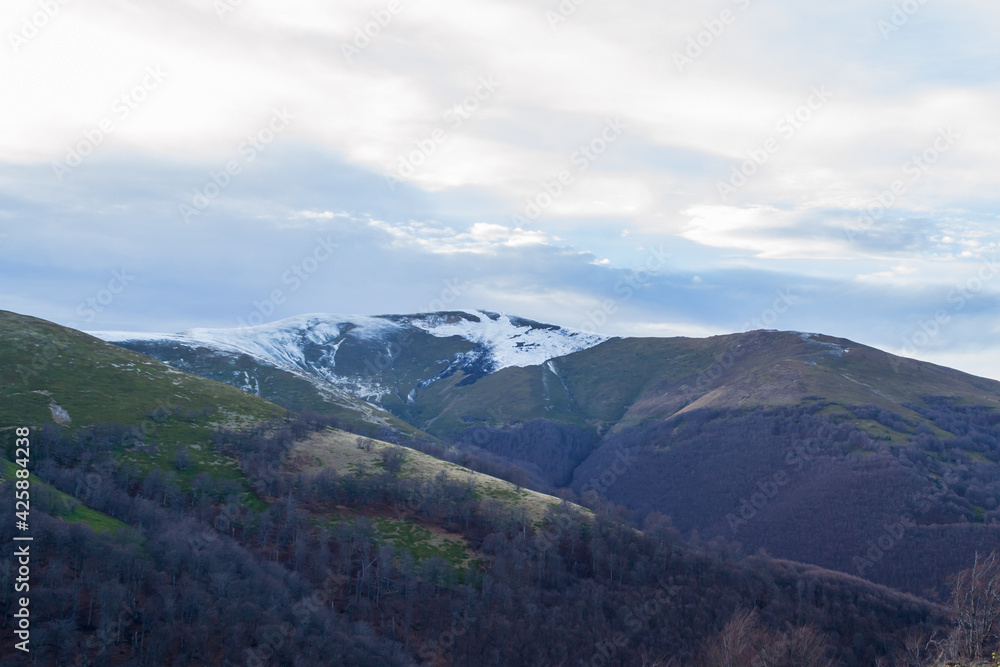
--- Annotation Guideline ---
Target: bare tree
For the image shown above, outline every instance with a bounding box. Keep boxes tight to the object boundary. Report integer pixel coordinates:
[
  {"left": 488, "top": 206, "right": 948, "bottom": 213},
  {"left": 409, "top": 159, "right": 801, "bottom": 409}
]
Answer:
[
  {"left": 699, "top": 608, "right": 762, "bottom": 667},
  {"left": 381, "top": 446, "right": 405, "bottom": 476},
  {"left": 699, "top": 608, "right": 833, "bottom": 667},
  {"left": 949, "top": 551, "right": 1000, "bottom": 660},
  {"left": 758, "top": 625, "right": 834, "bottom": 667}
]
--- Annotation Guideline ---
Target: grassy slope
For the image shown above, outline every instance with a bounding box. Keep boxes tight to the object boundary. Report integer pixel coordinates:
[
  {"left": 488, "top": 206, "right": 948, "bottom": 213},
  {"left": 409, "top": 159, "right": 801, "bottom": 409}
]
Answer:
[
  {"left": 287, "top": 428, "right": 590, "bottom": 583},
  {"left": 286, "top": 428, "right": 586, "bottom": 524},
  {"left": 798, "top": 334, "right": 1000, "bottom": 407},
  {"left": 0, "top": 311, "right": 282, "bottom": 435},
  {"left": 472, "top": 331, "right": 1000, "bottom": 439},
  {"left": 408, "top": 363, "right": 583, "bottom": 436},
  {"left": 0, "top": 310, "right": 288, "bottom": 512},
  {"left": 557, "top": 336, "right": 721, "bottom": 427}
]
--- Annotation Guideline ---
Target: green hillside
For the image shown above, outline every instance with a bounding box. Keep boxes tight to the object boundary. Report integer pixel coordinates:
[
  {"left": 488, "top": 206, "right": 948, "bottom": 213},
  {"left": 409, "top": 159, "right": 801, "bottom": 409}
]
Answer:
[
  {"left": 406, "top": 330, "right": 1000, "bottom": 440},
  {"left": 0, "top": 311, "right": 289, "bottom": 498},
  {"left": 566, "top": 331, "right": 1000, "bottom": 436},
  {"left": 0, "top": 310, "right": 282, "bottom": 432}
]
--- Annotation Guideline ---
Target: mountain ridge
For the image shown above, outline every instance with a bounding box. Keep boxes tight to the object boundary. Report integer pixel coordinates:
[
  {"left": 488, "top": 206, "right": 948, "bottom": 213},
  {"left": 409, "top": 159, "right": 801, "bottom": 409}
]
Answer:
[
  {"left": 90, "top": 310, "right": 1000, "bottom": 442},
  {"left": 87, "top": 309, "right": 1000, "bottom": 597}
]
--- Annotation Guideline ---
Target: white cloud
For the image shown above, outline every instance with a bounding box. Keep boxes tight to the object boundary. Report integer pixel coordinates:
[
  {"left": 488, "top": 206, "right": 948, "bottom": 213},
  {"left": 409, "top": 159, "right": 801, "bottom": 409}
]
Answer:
[
  {"left": 4, "top": 0, "right": 999, "bottom": 228},
  {"left": 4, "top": 0, "right": 1000, "bottom": 379},
  {"left": 368, "top": 219, "right": 550, "bottom": 254},
  {"left": 676, "top": 205, "right": 846, "bottom": 259}
]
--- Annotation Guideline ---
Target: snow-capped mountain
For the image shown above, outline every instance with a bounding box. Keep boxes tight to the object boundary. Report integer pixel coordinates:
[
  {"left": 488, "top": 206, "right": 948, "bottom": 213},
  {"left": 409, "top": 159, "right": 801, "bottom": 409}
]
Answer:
[
  {"left": 91, "top": 310, "right": 609, "bottom": 410},
  {"left": 402, "top": 311, "right": 607, "bottom": 372}
]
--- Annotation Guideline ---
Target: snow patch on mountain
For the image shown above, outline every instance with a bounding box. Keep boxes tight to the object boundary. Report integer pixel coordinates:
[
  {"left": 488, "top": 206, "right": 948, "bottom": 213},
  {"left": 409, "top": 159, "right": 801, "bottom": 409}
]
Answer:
[
  {"left": 92, "top": 310, "right": 609, "bottom": 411},
  {"left": 406, "top": 310, "right": 609, "bottom": 373},
  {"left": 94, "top": 314, "right": 396, "bottom": 371},
  {"left": 180, "top": 314, "right": 403, "bottom": 371},
  {"left": 94, "top": 310, "right": 607, "bottom": 378},
  {"left": 798, "top": 332, "right": 850, "bottom": 365}
]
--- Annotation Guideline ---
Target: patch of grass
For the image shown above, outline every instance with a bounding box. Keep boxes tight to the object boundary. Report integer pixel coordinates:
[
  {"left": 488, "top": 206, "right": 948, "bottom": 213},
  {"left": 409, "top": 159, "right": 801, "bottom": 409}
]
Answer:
[
  {"left": 1, "top": 457, "right": 129, "bottom": 533},
  {"left": 313, "top": 513, "right": 344, "bottom": 530},
  {"left": 64, "top": 502, "right": 129, "bottom": 532},
  {"left": 850, "top": 418, "right": 912, "bottom": 445},
  {"left": 374, "top": 517, "right": 469, "bottom": 566},
  {"left": 481, "top": 486, "right": 527, "bottom": 503},
  {"left": 115, "top": 414, "right": 268, "bottom": 511}
]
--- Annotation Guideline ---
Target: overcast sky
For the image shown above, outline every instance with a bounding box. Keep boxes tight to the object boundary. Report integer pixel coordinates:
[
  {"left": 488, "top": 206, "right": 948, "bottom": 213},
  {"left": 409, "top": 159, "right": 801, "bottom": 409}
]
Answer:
[{"left": 2, "top": 0, "right": 999, "bottom": 379}]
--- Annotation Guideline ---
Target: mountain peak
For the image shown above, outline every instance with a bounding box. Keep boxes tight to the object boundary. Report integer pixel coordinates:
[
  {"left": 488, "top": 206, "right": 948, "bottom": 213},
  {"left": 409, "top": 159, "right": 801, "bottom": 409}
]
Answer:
[{"left": 91, "top": 310, "right": 610, "bottom": 402}]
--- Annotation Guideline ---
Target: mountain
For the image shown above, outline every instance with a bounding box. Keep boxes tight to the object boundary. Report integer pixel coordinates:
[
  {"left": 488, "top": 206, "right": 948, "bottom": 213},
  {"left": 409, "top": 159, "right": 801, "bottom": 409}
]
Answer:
[
  {"left": 91, "top": 310, "right": 605, "bottom": 437},
  {"left": 93, "top": 310, "right": 1000, "bottom": 599},
  {"left": 92, "top": 312, "right": 1000, "bottom": 439},
  {"left": 2, "top": 308, "right": 992, "bottom": 664}
]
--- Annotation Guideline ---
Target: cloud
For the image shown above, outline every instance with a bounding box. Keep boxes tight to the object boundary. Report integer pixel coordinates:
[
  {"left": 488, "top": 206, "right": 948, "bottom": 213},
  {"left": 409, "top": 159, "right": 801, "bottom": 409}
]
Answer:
[
  {"left": 2, "top": 0, "right": 1000, "bottom": 379},
  {"left": 368, "top": 219, "right": 551, "bottom": 254}
]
